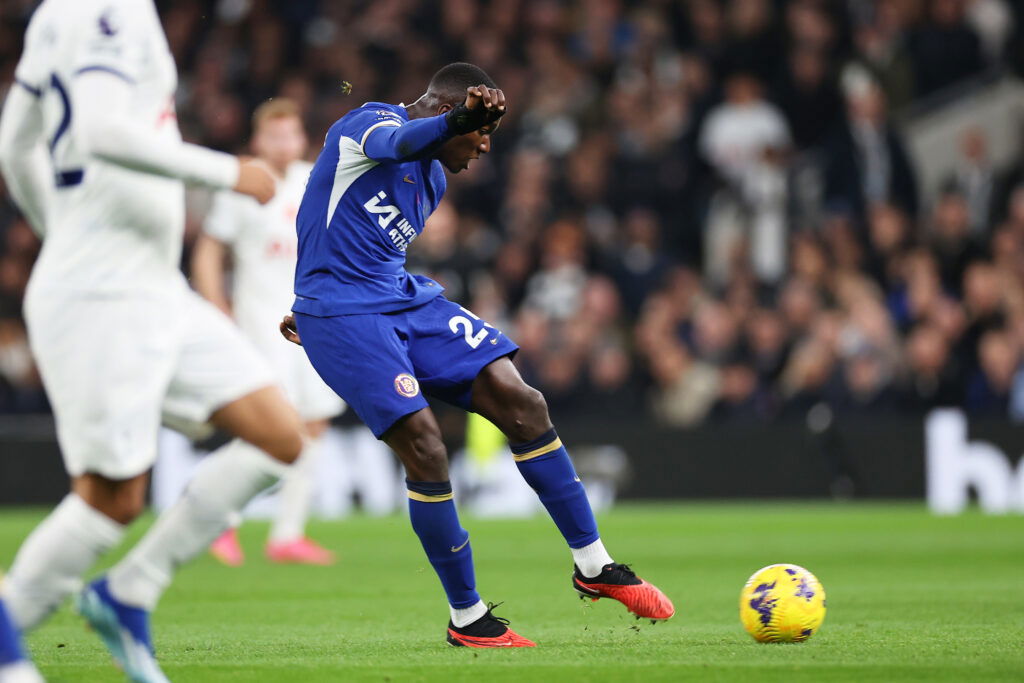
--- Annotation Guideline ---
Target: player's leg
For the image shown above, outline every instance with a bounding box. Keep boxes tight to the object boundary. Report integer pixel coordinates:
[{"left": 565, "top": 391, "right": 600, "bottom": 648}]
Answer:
[
  {"left": 207, "top": 391, "right": 330, "bottom": 569},
  {"left": 103, "top": 294, "right": 306, "bottom": 611},
  {"left": 1, "top": 476, "right": 136, "bottom": 630},
  {"left": 382, "top": 408, "right": 533, "bottom": 647},
  {"left": 402, "top": 297, "right": 606, "bottom": 574},
  {"left": 75, "top": 386, "right": 301, "bottom": 683},
  {"left": 470, "top": 357, "right": 674, "bottom": 620},
  {"left": 77, "top": 296, "right": 302, "bottom": 680},
  {"left": 0, "top": 295, "right": 175, "bottom": 681},
  {"left": 468, "top": 358, "right": 606, "bottom": 567},
  {"left": 294, "top": 310, "right": 533, "bottom": 647},
  {"left": 2, "top": 473, "right": 156, "bottom": 682},
  {"left": 103, "top": 385, "right": 302, "bottom": 607},
  {"left": 210, "top": 368, "right": 340, "bottom": 567},
  {"left": 265, "top": 417, "right": 336, "bottom": 565},
  {"left": 1, "top": 294, "right": 165, "bottom": 633}
]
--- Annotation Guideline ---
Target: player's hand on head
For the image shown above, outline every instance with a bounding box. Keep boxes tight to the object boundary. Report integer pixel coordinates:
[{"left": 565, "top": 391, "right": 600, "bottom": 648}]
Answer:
[
  {"left": 465, "top": 84, "right": 505, "bottom": 124},
  {"left": 448, "top": 85, "right": 506, "bottom": 135},
  {"left": 280, "top": 313, "right": 302, "bottom": 346},
  {"left": 233, "top": 157, "right": 276, "bottom": 205},
  {"left": 491, "top": 88, "right": 506, "bottom": 121}
]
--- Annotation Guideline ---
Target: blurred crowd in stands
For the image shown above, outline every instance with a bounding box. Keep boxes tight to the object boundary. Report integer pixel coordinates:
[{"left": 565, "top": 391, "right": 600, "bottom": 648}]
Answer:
[{"left": 2, "top": 0, "right": 1024, "bottom": 425}]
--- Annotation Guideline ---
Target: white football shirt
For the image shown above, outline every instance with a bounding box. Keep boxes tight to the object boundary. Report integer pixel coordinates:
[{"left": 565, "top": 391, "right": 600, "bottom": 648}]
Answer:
[
  {"left": 12, "top": 0, "right": 235, "bottom": 296},
  {"left": 204, "top": 161, "right": 312, "bottom": 338}
]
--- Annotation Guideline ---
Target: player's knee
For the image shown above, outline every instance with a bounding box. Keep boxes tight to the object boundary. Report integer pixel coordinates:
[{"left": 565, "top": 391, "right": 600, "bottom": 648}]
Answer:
[
  {"left": 117, "top": 496, "right": 147, "bottom": 524},
  {"left": 405, "top": 432, "right": 449, "bottom": 481},
  {"left": 258, "top": 426, "right": 304, "bottom": 465},
  {"left": 73, "top": 474, "right": 147, "bottom": 525},
  {"left": 504, "top": 384, "right": 550, "bottom": 443},
  {"left": 99, "top": 488, "right": 147, "bottom": 525}
]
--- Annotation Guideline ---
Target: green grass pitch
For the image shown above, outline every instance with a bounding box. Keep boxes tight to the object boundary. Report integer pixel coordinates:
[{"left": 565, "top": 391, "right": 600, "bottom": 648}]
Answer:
[{"left": 2, "top": 502, "right": 1022, "bottom": 682}]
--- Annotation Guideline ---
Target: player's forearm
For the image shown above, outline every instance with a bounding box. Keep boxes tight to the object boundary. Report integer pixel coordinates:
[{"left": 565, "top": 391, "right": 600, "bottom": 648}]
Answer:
[
  {"left": 0, "top": 85, "right": 53, "bottom": 235},
  {"left": 73, "top": 72, "right": 240, "bottom": 189},
  {"left": 87, "top": 125, "right": 239, "bottom": 189},
  {"left": 363, "top": 115, "right": 453, "bottom": 162},
  {"left": 192, "top": 268, "right": 233, "bottom": 315},
  {"left": 191, "top": 236, "right": 233, "bottom": 315}
]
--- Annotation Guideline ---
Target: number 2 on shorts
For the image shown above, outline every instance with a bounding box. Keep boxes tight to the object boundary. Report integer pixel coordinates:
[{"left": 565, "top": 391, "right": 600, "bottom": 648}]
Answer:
[{"left": 449, "top": 309, "right": 489, "bottom": 349}]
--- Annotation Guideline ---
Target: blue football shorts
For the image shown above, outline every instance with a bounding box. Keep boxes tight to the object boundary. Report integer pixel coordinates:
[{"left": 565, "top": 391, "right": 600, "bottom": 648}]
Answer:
[{"left": 295, "top": 296, "right": 519, "bottom": 438}]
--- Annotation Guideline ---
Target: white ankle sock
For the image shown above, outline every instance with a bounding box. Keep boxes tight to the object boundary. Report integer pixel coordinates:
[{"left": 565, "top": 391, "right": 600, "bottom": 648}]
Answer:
[
  {"left": 572, "top": 538, "right": 614, "bottom": 579},
  {"left": 108, "top": 439, "right": 291, "bottom": 610},
  {"left": 1, "top": 494, "right": 124, "bottom": 631},
  {"left": 450, "top": 600, "right": 487, "bottom": 628},
  {"left": 269, "top": 434, "right": 324, "bottom": 543}
]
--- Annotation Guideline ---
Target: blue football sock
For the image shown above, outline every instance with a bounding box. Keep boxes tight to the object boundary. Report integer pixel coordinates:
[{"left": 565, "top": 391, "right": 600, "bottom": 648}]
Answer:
[
  {"left": 406, "top": 481, "right": 480, "bottom": 609},
  {"left": 512, "top": 429, "right": 600, "bottom": 549},
  {"left": 0, "top": 598, "right": 26, "bottom": 666}
]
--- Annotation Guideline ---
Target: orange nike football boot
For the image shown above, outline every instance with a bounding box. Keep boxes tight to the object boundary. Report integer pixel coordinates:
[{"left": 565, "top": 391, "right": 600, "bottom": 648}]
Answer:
[
  {"left": 446, "top": 603, "right": 536, "bottom": 648},
  {"left": 573, "top": 563, "right": 675, "bottom": 622}
]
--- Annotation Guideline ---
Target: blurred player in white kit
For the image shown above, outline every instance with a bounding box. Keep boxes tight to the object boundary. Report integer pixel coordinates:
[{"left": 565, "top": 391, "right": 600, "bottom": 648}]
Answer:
[
  {"left": 191, "top": 98, "right": 344, "bottom": 566},
  {"left": 0, "top": 1, "right": 321, "bottom": 681}
]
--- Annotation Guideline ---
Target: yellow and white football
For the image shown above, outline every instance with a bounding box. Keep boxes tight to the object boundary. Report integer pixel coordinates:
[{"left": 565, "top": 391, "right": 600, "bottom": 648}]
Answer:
[{"left": 740, "top": 564, "right": 826, "bottom": 643}]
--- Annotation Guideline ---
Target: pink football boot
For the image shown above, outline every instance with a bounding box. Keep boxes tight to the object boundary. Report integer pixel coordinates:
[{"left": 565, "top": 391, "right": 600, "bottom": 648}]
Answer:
[
  {"left": 210, "top": 528, "right": 245, "bottom": 567},
  {"left": 265, "top": 538, "right": 337, "bottom": 566}
]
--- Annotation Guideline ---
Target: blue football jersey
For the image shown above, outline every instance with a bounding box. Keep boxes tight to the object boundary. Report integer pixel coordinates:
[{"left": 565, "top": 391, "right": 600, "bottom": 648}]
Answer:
[{"left": 293, "top": 102, "right": 447, "bottom": 316}]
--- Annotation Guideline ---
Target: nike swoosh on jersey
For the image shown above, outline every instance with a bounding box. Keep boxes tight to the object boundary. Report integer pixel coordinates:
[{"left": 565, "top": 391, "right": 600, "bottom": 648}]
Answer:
[
  {"left": 402, "top": 175, "right": 416, "bottom": 184},
  {"left": 451, "top": 537, "right": 470, "bottom": 552}
]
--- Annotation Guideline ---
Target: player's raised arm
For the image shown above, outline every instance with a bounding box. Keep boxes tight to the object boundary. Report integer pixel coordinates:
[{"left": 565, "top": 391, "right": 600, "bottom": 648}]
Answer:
[
  {"left": 362, "top": 84, "right": 505, "bottom": 163},
  {"left": 0, "top": 84, "right": 53, "bottom": 237},
  {"left": 71, "top": 71, "right": 274, "bottom": 204}
]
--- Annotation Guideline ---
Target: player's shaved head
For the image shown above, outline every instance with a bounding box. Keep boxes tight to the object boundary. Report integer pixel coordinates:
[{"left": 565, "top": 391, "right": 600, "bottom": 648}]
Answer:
[{"left": 422, "top": 62, "right": 497, "bottom": 108}]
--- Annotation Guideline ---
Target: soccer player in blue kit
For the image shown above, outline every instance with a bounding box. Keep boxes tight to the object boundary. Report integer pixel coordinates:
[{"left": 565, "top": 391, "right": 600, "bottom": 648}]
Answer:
[{"left": 281, "top": 62, "right": 674, "bottom": 647}]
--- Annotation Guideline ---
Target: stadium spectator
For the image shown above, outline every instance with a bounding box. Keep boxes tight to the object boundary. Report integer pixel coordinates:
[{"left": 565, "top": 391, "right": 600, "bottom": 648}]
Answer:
[
  {"left": 950, "top": 128, "right": 997, "bottom": 236},
  {"left": 824, "top": 65, "right": 918, "bottom": 227},
  {"left": 907, "top": 0, "right": 986, "bottom": 97},
  {"left": 853, "top": 0, "right": 915, "bottom": 110},
  {"left": 901, "top": 323, "right": 962, "bottom": 412},
  {"left": 966, "top": 327, "right": 1022, "bottom": 415},
  {"left": 699, "top": 70, "right": 791, "bottom": 285},
  {"left": 773, "top": 44, "right": 843, "bottom": 151}
]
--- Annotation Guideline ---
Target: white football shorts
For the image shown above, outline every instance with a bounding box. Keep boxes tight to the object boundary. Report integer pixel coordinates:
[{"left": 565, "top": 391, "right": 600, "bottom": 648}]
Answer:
[{"left": 25, "top": 288, "right": 275, "bottom": 479}]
